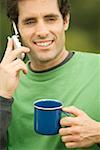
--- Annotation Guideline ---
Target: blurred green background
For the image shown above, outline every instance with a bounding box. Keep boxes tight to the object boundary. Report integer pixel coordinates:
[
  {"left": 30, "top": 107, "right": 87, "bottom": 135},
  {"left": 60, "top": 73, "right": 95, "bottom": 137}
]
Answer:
[{"left": 0, "top": 0, "right": 100, "bottom": 61}]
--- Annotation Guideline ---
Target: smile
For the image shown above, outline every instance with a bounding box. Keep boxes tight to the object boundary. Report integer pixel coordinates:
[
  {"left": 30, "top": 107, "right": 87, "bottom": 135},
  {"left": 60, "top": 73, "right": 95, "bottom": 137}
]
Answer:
[{"left": 33, "top": 40, "right": 54, "bottom": 47}]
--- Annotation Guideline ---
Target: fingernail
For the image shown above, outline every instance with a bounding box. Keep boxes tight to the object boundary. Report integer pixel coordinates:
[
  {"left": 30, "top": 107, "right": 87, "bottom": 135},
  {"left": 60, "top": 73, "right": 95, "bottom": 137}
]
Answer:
[
  {"left": 7, "top": 36, "right": 11, "bottom": 40},
  {"left": 27, "top": 48, "right": 30, "bottom": 52}
]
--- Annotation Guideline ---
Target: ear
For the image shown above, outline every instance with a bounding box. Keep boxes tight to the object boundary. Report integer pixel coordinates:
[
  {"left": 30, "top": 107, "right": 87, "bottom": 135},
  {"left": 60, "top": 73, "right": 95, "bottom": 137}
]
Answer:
[{"left": 63, "top": 14, "right": 70, "bottom": 31}]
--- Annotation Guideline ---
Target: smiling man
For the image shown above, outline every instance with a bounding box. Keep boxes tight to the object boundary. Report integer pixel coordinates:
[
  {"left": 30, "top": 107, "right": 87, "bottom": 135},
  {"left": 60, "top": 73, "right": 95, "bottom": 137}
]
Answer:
[
  {"left": 0, "top": 0, "right": 100, "bottom": 150},
  {"left": 17, "top": 0, "right": 69, "bottom": 70}
]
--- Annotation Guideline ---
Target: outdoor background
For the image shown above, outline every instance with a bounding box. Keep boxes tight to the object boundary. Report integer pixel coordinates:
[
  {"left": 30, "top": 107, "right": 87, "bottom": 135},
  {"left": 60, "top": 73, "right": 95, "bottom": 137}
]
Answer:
[{"left": 0, "top": 0, "right": 100, "bottom": 61}]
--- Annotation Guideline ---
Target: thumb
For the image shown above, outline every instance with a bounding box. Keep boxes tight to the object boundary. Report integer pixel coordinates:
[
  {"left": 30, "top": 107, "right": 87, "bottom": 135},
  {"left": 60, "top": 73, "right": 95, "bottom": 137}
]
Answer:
[{"left": 62, "top": 106, "right": 84, "bottom": 117}]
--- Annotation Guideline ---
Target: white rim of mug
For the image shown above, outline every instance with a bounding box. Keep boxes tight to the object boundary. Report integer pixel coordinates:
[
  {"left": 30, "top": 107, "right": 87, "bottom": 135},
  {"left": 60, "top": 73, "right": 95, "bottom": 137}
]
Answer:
[{"left": 33, "top": 99, "right": 63, "bottom": 110}]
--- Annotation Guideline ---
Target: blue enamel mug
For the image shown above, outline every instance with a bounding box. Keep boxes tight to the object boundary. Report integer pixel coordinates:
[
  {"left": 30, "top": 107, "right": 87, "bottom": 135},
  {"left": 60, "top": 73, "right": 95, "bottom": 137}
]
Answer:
[{"left": 34, "top": 99, "right": 63, "bottom": 135}]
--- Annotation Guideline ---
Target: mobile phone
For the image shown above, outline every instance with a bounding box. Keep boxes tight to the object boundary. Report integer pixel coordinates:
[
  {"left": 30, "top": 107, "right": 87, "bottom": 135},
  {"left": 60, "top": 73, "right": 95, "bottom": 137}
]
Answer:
[{"left": 12, "top": 21, "right": 25, "bottom": 59}]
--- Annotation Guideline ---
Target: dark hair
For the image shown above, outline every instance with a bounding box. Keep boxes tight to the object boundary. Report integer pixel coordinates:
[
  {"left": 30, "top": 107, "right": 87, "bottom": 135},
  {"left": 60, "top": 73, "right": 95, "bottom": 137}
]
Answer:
[
  {"left": 58, "top": 0, "right": 71, "bottom": 19},
  {"left": 6, "top": 0, "right": 71, "bottom": 24}
]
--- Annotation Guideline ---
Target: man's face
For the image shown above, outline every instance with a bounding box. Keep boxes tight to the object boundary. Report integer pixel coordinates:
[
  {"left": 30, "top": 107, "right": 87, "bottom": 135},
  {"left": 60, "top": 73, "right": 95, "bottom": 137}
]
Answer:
[{"left": 18, "top": 0, "right": 69, "bottom": 64}]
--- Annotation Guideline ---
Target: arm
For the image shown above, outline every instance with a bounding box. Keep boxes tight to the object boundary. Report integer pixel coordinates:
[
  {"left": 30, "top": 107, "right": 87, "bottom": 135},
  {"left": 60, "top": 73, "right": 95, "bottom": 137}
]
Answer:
[
  {"left": 0, "top": 36, "right": 30, "bottom": 150},
  {"left": 0, "top": 96, "right": 13, "bottom": 150},
  {"left": 59, "top": 106, "right": 100, "bottom": 149}
]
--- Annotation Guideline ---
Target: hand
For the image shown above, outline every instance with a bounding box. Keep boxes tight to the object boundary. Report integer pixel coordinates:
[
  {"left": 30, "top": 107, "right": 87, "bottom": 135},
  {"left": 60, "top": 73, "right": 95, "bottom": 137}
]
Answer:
[
  {"left": 59, "top": 106, "right": 100, "bottom": 148},
  {"left": 0, "top": 37, "right": 30, "bottom": 98}
]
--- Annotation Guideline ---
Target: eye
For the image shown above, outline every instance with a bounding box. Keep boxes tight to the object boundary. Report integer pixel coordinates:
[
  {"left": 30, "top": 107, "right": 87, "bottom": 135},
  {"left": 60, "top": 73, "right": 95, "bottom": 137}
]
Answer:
[
  {"left": 23, "top": 18, "right": 37, "bottom": 25},
  {"left": 25, "top": 20, "right": 36, "bottom": 25},
  {"left": 45, "top": 17, "right": 57, "bottom": 23}
]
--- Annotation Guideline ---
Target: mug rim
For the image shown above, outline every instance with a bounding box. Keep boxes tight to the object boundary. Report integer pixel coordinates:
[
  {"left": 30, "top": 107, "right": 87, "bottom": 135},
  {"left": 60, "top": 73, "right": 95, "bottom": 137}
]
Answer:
[{"left": 33, "top": 99, "right": 63, "bottom": 110}]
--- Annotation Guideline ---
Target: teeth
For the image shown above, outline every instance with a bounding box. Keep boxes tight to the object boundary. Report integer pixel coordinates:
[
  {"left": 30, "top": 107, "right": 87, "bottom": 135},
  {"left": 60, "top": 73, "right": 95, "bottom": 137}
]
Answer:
[{"left": 35, "top": 41, "right": 52, "bottom": 47}]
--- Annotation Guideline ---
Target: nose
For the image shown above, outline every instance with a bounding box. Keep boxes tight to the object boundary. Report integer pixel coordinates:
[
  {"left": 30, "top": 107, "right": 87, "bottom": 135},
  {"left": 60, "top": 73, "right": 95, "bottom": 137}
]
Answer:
[{"left": 35, "top": 20, "right": 49, "bottom": 38}]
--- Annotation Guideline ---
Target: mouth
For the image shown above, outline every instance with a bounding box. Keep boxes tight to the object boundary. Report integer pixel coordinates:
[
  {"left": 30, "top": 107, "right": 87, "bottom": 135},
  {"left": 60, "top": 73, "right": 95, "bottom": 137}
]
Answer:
[{"left": 33, "top": 40, "right": 54, "bottom": 48}]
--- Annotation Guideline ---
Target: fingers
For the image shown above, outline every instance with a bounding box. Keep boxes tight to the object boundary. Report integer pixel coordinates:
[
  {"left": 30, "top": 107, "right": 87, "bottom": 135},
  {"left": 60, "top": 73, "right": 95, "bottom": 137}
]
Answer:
[
  {"left": 60, "top": 107, "right": 95, "bottom": 149},
  {"left": 2, "top": 46, "right": 30, "bottom": 64},
  {"left": 59, "top": 127, "right": 73, "bottom": 136},
  {"left": 60, "top": 107, "right": 86, "bottom": 127},
  {"left": 61, "top": 135, "right": 78, "bottom": 142},
  {"left": 2, "top": 59, "right": 28, "bottom": 76},
  {"left": 59, "top": 128, "right": 82, "bottom": 148},
  {"left": 59, "top": 126, "right": 79, "bottom": 136},
  {"left": 9, "top": 47, "right": 30, "bottom": 61},
  {"left": 64, "top": 140, "right": 86, "bottom": 149},
  {"left": 65, "top": 142, "right": 78, "bottom": 149},
  {"left": 9, "top": 59, "right": 28, "bottom": 74},
  {"left": 60, "top": 116, "right": 78, "bottom": 127},
  {"left": 5, "top": 37, "right": 14, "bottom": 55},
  {"left": 59, "top": 127, "right": 81, "bottom": 148},
  {"left": 2, "top": 36, "right": 30, "bottom": 63},
  {"left": 62, "top": 106, "right": 85, "bottom": 117}
]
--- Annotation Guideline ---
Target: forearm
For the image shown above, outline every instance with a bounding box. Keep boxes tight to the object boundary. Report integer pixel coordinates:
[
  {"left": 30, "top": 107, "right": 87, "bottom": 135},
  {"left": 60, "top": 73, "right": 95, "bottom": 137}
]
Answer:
[{"left": 0, "top": 96, "right": 13, "bottom": 150}]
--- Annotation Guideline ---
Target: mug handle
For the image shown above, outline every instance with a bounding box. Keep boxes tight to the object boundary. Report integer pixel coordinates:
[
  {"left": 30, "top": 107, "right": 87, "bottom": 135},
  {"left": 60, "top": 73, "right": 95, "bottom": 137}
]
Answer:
[
  {"left": 61, "top": 111, "right": 74, "bottom": 128},
  {"left": 62, "top": 111, "right": 71, "bottom": 117}
]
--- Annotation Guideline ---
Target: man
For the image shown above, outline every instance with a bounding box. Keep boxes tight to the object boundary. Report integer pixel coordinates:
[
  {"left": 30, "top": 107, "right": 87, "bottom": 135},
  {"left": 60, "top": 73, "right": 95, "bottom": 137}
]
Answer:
[{"left": 0, "top": 0, "right": 100, "bottom": 149}]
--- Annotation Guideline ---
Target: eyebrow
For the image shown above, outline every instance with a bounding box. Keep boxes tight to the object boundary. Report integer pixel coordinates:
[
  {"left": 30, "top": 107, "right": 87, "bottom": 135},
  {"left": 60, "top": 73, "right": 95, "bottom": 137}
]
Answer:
[{"left": 44, "top": 14, "right": 59, "bottom": 18}]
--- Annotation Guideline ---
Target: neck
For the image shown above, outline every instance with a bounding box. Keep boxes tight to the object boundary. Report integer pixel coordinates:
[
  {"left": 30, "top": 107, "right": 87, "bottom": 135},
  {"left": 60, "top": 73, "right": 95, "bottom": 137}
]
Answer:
[{"left": 30, "top": 50, "right": 69, "bottom": 72}]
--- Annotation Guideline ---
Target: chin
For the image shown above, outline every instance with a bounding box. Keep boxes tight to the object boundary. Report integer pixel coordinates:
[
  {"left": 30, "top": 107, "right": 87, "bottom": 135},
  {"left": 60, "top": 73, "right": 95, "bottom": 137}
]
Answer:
[
  {"left": 38, "top": 57, "right": 54, "bottom": 63},
  {"left": 37, "top": 53, "right": 58, "bottom": 62}
]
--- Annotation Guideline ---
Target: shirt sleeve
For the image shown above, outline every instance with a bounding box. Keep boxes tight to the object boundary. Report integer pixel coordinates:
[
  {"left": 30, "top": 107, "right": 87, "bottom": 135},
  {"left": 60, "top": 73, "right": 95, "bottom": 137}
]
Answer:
[{"left": 0, "top": 96, "right": 14, "bottom": 150}]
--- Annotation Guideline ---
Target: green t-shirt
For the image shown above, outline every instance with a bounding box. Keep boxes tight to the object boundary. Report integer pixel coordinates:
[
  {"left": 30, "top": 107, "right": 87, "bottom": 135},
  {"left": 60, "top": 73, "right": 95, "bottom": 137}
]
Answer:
[{"left": 8, "top": 51, "right": 100, "bottom": 150}]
